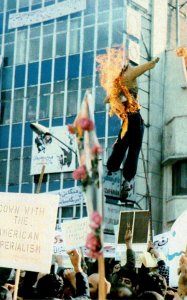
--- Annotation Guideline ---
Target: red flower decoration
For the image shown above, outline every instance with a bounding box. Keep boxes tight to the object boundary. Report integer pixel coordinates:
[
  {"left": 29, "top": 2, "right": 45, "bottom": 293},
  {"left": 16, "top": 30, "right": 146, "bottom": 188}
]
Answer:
[
  {"left": 90, "top": 211, "right": 102, "bottom": 229},
  {"left": 91, "top": 144, "right": 103, "bottom": 155},
  {"left": 77, "top": 117, "right": 94, "bottom": 131},
  {"left": 68, "top": 124, "right": 76, "bottom": 134},
  {"left": 85, "top": 232, "right": 100, "bottom": 251},
  {"left": 72, "top": 165, "right": 87, "bottom": 180}
]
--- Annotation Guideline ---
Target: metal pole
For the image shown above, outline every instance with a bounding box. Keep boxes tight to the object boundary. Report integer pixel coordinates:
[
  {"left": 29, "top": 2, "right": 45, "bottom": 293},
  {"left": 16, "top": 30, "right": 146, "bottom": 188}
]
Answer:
[
  {"left": 50, "top": 133, "right": 77, "bottom": 156},
  {"left": 141, "top": 149, "right": 153, "bottom": 241},
  {"left": 176, "top": 0, "right": 180, "bottom": 47}
]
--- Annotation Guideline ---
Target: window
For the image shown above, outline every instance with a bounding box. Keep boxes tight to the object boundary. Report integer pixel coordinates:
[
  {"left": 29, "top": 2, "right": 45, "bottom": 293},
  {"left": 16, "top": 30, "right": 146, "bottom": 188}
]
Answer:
[
  {"left": 39, "top": 94, "right": 50, "bottom": 119},
  {"left": 29, "top": 38, "right": 40, "bottom": 62},
  {"left": 13, "top": 99, "right": 23, "bottom": 123},
  {"left": 26, "top": 98, "right": 36, "bottom": 121},
  {"left": 97, "top": 24, "right": 108, "bottom": 49},
  {"left": 0, "top": 90, "right": 11, "bottom": 125},
  {"left": 7, "top": 0, "right": 16, "bottom": 10},
  {"left": 56, "top": 32, "right": 66, "bottom": 57},
  {"left": 66, "top": 90, "right": 78, "bottom": 116},
  {"left": 69, "top": 29, "right": 80, "bottom": 55},
  {"left": 4, "top": 42, "right": 14, "bottom": 66},
  {"left": 19, "top": 0, "right": 29, "bottom": 8},
  {"left": 172, "top": 160, "right": 187, "bottom": 195},
  {"left": 16, "top": 30, "right": 27, "bottom": 65},
  {"left": 83, "top": 27, "right": 94, "bottom": 52},
  {"left": 95, "top": 86, "right": 105, "bottom": 112},
  {"left": 0, "top": 150, "right": 7, "bottom": 185},
  {"left": 53, "top": 93, "right": 64, "bottom": 118},
  {"left": 42, "top": 35, "right": 53, "bottom": 60},
  {"left": 0, "top": 101, "right": 10, "bottom": 124},
  {"left": 112, "top": 20, "right": 124, "bottom": 46}
]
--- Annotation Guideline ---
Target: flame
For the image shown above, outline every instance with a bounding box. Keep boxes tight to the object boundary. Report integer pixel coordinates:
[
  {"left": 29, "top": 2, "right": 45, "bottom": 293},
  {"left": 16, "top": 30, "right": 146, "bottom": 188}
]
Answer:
[
  {"left": 96, "top": 46, "right": 141, "bottom": 139},
  {"left": 96, "top": 46, "right": 127, "bottom": 96}
]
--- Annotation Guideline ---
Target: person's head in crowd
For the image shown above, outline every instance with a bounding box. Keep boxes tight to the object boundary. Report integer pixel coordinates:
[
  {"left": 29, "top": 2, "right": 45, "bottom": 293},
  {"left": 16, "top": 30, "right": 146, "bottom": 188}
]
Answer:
[
  {"left": 0, "top": 268, "right": 12, "bottom": 286},
  {"left": 137, "top": 291, "right": 164, "bottom": 300},
  {"left": 36, "top": 273, "right": 64, "bottom": 299},
  {"left": 138, "top": 272, "right": 167, "bottom": 297},
  {"left": 111, "top": 267, "right": 138, "bottom": 291},
  {"left": 108, "top": 283, "right": 135, "bottom": 299},
  {"left": 0, "top": 286, "right": 12, "bottom": 300},
  {"left": 88, "top": 273, "right": 111, "bottom": 299}
]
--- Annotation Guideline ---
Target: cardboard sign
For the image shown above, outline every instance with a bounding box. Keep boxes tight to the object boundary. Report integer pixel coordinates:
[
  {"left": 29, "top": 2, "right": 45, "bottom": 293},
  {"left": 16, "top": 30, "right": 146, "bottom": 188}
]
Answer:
[
  {"left": 0, "top": 192, "right": 59, "bottom": 273},
  {"left": 31, "top": 126, "right": 76, "bottom": 175},
  {"left": 61, "top": 217, "right": 91, "bottom": 250},
  {"left": 118, "top": 210, "right": 150, "bottom": 244}
]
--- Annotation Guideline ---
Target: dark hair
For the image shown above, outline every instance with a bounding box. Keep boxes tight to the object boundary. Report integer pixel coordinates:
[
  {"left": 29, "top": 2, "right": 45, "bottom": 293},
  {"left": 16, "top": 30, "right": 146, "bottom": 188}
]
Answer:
[
  {"left": 111, "top": 267, "right": 138, "bottom": 287},
  {"left": 0, "top": 286, "right": 9, "bottom": 300},
  {"left": 0, "top": 268, "right": 12, "bottom": 286},
  {"left": 138, "top": 272, "right": 167, "bottom": 297},
  {"left": 36, "top": 274, "right": 64, "bottom": 298},
  {"left": 138, "top": 291, "right": 164, "bottom": 300}
]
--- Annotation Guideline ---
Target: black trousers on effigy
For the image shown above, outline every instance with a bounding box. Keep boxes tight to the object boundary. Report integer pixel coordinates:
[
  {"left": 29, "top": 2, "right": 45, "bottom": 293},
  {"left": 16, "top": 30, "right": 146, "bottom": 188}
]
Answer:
[{"left": 107, "top": 112, "right": 144, "bottom": 182}]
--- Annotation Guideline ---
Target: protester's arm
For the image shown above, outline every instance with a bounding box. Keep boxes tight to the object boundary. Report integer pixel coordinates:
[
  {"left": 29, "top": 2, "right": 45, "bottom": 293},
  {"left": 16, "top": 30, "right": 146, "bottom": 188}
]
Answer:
[
  {"left": 124, "top": 57, "right": 160, "bottom": 81},
  {"left": 122, "top": 226, "right": 135, "bottom": 270},
  {"left": 67, "top": 249, "right": 90, "bottom": 299},
  {"left": 148, "top": 241, "right": 169, "bottom": 285}
]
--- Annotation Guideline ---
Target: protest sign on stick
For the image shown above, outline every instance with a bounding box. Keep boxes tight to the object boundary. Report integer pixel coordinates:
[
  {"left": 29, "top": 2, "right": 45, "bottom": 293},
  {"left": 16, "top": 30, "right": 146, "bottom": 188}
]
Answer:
[
  {"left": 0, "top": 192, "right": 58, "bottom": 273},
  {"left": 118, "top": 210, "right": 150, "bottom": 244},
  {"left": 61, "top": 217, "right": 90, "bottom": 250}
]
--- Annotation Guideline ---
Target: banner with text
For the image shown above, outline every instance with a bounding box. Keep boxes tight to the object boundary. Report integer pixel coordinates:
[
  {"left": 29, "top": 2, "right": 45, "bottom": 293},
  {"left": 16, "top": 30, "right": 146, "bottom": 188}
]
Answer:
[
  {"left": 0, "top": 192, "right": 59, "bottom": 273},
  {"left": 61, "top": 217, "right": 91, "bottom": 250},
  {"left": 31, "top": 125, "right": 76, "bottom": 175}
]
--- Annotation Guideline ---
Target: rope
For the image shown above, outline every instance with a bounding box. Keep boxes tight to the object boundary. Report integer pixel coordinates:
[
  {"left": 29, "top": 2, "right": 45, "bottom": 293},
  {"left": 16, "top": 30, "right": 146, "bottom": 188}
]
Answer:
[{"left": 141, "top": 148, "right": 153, "bottom": 241}]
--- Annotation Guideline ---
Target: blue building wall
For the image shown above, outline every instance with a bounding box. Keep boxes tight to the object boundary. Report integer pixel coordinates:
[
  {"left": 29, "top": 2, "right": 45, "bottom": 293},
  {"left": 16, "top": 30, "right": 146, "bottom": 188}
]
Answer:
[{"left": 0, "top": 0, "right": 152, "bottom": 222}]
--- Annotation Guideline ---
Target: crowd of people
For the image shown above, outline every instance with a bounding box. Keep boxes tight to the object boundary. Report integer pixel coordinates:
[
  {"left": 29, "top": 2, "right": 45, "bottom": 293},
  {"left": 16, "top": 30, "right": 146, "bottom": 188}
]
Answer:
[{"left": 0, "top": 227, "right": 183, "bottom": 300}]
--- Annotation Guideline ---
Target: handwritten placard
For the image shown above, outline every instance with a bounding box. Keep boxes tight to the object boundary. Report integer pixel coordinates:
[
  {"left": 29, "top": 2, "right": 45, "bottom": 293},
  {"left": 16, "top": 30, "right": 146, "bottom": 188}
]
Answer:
[
  {"left": 58, "top": 187, "right": 85, "bottom": 207},
  {"left": 0, "top": 192, "right": 59, "bottom": 273},
  {"left": 61, "top": 218, "right": 91, "bottom": 250}
]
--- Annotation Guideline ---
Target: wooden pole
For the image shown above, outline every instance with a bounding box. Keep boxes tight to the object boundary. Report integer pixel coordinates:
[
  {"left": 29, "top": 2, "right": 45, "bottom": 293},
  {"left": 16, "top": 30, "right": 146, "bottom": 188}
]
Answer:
[
  {"left": 36, "top": 165, "right": 45, "bottom": 194},
  {"left": 98, "top": 254, "right": 106, "bottom": 300},
  {"left": 13, "top": 269, "right": 20, "bottom": 300}
]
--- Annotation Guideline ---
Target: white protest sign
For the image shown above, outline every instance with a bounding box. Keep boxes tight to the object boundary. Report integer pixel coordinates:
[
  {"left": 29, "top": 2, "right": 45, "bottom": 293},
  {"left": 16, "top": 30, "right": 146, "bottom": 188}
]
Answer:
[
  {"left": 153, "top": 231, "right": 170, "bottom": 260},
  {"left": 0, "top": 192, "right": 59, "bottom": 273},
  {"left": 61, "top": 217, "right": 91, "bottom": 250},
  {"left": 168, "top": 211, "right": 187, "bottom": 287},
  {"left": 53, "top": 230, "right": 65, "bottom": 255},
  {"left": 31, "top": 126, "right": 76, "bottom": 175},
  {"left": 54, "top": 187, "right": 85, "bottom": 207}
]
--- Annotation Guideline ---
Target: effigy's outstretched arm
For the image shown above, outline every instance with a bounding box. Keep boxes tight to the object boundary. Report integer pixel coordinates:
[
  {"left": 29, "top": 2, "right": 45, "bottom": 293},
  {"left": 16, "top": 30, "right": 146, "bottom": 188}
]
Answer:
[{"left": 123, "top": 57, "right": 160, "bottom": 81}]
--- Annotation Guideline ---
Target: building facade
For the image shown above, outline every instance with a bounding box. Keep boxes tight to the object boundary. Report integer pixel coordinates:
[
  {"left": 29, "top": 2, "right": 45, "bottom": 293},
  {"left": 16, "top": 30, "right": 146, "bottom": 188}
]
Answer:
[
  {"left": 1, "top": 0, "right": 184, "bottom": 237},
  {"left": 162, "top": 0, "right": 187, "bottom": 230}
]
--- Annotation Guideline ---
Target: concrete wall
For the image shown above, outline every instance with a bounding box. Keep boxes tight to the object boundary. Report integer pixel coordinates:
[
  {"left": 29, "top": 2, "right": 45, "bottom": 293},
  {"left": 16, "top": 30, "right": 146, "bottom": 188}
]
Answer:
[
  {"left": 162, "top": 1, "right": 187, "bottom": 230},
  {"left": 148, "top": 0, "right": 168, "bottom": 233}
]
